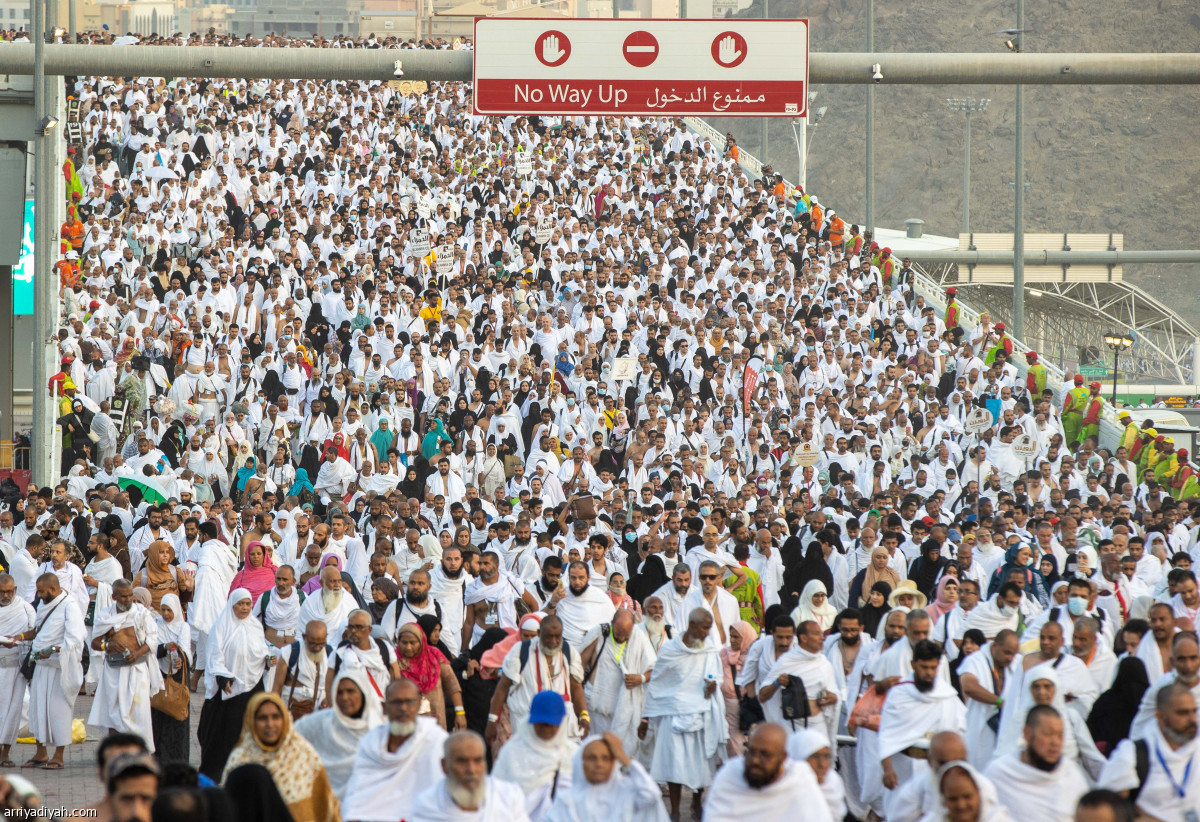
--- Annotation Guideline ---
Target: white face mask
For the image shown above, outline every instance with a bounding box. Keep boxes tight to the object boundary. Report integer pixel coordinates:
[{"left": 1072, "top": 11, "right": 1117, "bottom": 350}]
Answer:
[{"left": 998, "top": 604, "right": 1017, "bottom": 618}]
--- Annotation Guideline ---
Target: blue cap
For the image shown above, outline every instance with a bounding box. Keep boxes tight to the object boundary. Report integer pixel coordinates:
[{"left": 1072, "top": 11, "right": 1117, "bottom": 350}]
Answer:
[{"left": 528, "top": 691, "right": 567, "bottom": 726}]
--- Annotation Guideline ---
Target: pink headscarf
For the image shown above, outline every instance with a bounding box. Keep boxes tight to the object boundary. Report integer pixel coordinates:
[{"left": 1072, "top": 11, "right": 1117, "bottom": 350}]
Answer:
[
  {"left": 228, "top": 541, "right": 277, "bottom": 603},
  {"left": 925, "top": 576, "right": 959, "bottom": 624}
]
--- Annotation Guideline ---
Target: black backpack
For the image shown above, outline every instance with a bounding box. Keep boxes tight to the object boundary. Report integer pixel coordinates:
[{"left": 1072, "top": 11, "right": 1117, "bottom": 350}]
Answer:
[
  {"left": 779, "top": 676, "right": 812, "bottom": 728},
  {"left": 1131, "top": 738, "right": 1150, "bottom": 802}
]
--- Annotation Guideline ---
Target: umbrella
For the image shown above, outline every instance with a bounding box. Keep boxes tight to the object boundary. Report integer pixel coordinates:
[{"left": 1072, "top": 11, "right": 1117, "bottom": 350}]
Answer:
[
  {"left": 118, "top": 476, "right": 170, "bottom": 505},
  {"left": 112, "top": 35, "right": 138, "bottom": 46},
  {"left": 144, "top": 167, "right": 178, "bottom": 181}
]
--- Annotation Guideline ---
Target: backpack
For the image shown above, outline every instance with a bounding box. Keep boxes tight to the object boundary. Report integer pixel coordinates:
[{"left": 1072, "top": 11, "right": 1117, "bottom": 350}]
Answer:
[
  {"left": 333, "top": 637, "right": 392, "bottom": 678},
  {"left": 518, "top": 638, "right": 574, "bottom": 675},
  {"left": 284, "top": 640, "right": 332, "bottom": 689},
  {"left": 779, "top": 675, "right": 812, "bottom": 728},
  {"left": 1048, "top": 606, "right": 1105, "bottom": 627},
  {"left": 582, "top": 625, "right": 611, "bottom": 684},
  {"left": 258, "top": 588, "right": 306, "bottom": 628}
]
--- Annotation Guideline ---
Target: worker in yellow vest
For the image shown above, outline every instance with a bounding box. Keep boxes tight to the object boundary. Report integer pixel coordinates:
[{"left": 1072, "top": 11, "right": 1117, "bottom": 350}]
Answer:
[
  {"left": 1118, "top": 411, "right": 1140, "bottom": 453},
  {"left": 945, "top": 287, "right": 961, "bottom": 330},
  {"left": 1079, "top": 382, "right": 1105, "bottom": 446},
  {"left": 1061, "top": 375, "right": 1090, "bottom": 449},
  {"left": 1025, "top": 351, "right": 1048, "bottom": 395}
]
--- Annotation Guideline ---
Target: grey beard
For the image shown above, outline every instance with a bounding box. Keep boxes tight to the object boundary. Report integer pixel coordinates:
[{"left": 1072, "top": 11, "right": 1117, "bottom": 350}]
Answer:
[
  {"left": 684, "top": 636, "right": 705, "bottom": 650},
  {"left": 447, "top": 777, "right": 487, "bottom": 810},
  {"left": 321, "top": 589, "right": 343, "bottom": 612},
  {"left": 389, "top": 719, "right": 416, "bottom": 737},
  {"left": 645, "top": 615, "right": 665, "bottom": 634},
  {"left": 540, "top": 641, "right": 561, "bottom": 659},
  {"left": 115, "top": 602, "right": 132, "bottom": 612},
  {"left": 305, "top": 648, "right": 325, "bottom": 666}
]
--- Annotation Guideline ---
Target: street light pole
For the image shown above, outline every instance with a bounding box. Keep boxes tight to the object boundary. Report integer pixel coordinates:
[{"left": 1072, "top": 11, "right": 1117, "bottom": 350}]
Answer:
[
  {"left": 1012, "top": 0, "right": 1026, "bottom": 340},
  {"left": 759, "top": 0, "right": 769, "bottom": 165},
  {"left": 865, "top": 0, "right": 874, "bottom": 234},
  {"left": 1104, "top": 331, "right": 1134, "bottom": 405},
  {"left": 946, "top": 97, "right": 990, "bottom": 236}
]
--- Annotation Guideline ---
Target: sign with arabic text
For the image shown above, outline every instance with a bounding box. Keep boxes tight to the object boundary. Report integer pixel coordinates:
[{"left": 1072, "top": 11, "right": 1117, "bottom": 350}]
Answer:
[{"left": 473, "top": 18, "right": 809, "bottom": 118}]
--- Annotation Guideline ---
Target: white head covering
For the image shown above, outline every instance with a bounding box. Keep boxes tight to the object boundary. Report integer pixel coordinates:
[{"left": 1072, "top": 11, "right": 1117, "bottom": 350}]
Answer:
[
  {"left": 293, "top": 664, "right": 385, "bottom": 800},
  {"left": 791, "top": 580, "right": 837, "bottom": 632},
  {"left": 155, "top": 592, "right": 193, "bottom": 665},
  {"left": 203, "top": 587, "right": 267, "bottom": 700},
  {"left": 925, "top": 760, "right": 1012, "bottom": 822}
]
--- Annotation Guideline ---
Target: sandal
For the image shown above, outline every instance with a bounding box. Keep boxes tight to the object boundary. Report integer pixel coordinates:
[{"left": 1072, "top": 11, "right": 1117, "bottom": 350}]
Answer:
[
  {"left": 0, "top": 760, "right": 15, "bottom": 768},
  {"left": 40, "top": 762, "right": 64, "bottom": 770},
  {"left": 20, "top": 758, "right": 47, "bottom": 768}
]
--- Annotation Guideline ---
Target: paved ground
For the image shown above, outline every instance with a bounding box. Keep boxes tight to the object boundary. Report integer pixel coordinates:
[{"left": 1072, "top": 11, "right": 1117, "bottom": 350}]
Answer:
[{"left": 5, "top": 691, "right": 205, "bottom": 812}]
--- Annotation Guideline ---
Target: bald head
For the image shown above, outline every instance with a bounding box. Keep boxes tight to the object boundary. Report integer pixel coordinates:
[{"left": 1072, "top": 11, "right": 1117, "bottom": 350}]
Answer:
[{"left": 928, "top": 731, "right": 968, "bottom": 769}]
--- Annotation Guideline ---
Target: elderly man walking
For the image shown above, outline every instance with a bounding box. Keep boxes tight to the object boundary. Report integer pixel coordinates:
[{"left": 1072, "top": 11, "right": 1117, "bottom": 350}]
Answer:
[
  {"left": 0, "top": 573, "right": 35, "bottom": 768},
  {"left": 87, "top": 579, "right": 164, "bottom": 750},
  {"left": 24, "top": 573, "right": 86, "bottom": 769},
  {"left": 638, "top": 608, "right": 728, "bottom": 820}
]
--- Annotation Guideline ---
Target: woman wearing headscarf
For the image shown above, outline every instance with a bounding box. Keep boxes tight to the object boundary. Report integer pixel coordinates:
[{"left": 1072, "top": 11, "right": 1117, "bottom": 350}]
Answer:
[
  {"left": 222, "top": 691, "right": 341, "bottom": 822},
  {"left": 908, "top": 539, "right": 950, "bottom": 601},
  {"left": 368, "top": 577, "right": 399, "bottom": 624},
  {"left": 151, "top": 592, "right": 192, "bottom": 762},
  {"left": 1086, "top": 656, "right": 1150, "bottom": 754},
  {"left": 395, "top": 622, "right": 466, "bottom": 731},
  {"left": 1035, "top": 554, "right": 1062, "bottom": 604},
  {"left": 925, "top": 577, "right": 960, "bottom": 625},
  {"left": 788, "top": 728, "right": 845, "bottom": 822},
  {"left": 986, "top": 544, "right": 1045, "bottom": 600},
  {"left": 301, "top": 553, "right": 344, "bottom": 596},
  {"left": 921, "top": 761, "right": 1013, "bottom": 822},
  {"left": 287, "top": 467, "right": 315, "bottom": 498},
  {"left": 541, "top": 734, "right": 670, "bottom": 822},
  {"left": 293, "top": 665, "right": 384, "bottom": 802},
  {"left": 417, "top": 613, "right": 454, "bottom": 661},
  {"left": 368, "top": 419, "right": 394, "bottom": 464},
  {"left": 421, "top": 418, "right": 452, "bottom": 460},
  {"left": 132, "top": 540, "right": 180, "bottom": 612},
  {"left": 783, "top": 541, "right": 835, "bottom": 610},
  {"left": 197, "top": 588, "right": 268, "bottom": 781},
  {"left": 858, "top": 581, "right": 893, "bottom": 637},
  {"left": 993, "top": 662, "right": 1106, "bottom": 781},
  {"left": 790, "top": 580, "right": 838, "bottom": 634},
  {"left": 720, "top": 620, "right": 757, "bottom": 756},
  {"left": 479, "top": 441, "right": 507, "bottom": 498},
  {"left": 233, "top": 455, "right": 258, "bottom": 504},
  {"left": 399, "top": 465, "right": 425, "bottom": 500},
  {"left": 604, "top": 572, "right": 641, "bottom": 617},
  {"left": 230, "top": 541, "right": 278, "bottom": 604}
]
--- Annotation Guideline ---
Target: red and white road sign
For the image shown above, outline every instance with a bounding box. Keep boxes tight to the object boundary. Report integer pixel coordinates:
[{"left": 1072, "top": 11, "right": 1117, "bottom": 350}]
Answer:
[
  {"left": 622, "top": 31, "right": 659, "bottom": 68},
  {"left": 473, "top": 18, "right": 809, "bottom": 118}
]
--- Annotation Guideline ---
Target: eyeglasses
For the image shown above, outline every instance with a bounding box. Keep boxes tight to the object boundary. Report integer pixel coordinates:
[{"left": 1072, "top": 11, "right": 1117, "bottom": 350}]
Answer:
[{"left": 700, "top": 574, "right": 719, "bottom": 581}]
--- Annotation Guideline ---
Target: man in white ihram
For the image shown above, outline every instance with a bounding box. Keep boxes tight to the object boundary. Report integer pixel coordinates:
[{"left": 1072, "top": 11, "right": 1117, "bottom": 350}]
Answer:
[
  {"left": 550, "top": 560, "right": 616, "bottom": 648},
  {"left": 985, "top": 704, "right": 1089, "bottom": 822},
  {"left": 87, "top": 578, "right": 164, "bottom": 749},
  {"left": 756, "top": 619, "right": 840, "bottom": 742},
  {"left": 638, "top": 608, "right": 728, "bottom": 821},
  {"left": 24, "top": 573, "right": 86, "bottom": 770},
  {"left": 297, "top": 565, "right": 356, "bottom": 646},
  {"left": 409, "top": 730, "right": 530, "bottom": 822},
  {"left": 579, "top": 608, "right": 656, "bottom": 752},
  {"left": 0, "top": 573, "right": 36, "bottom": 768},
  {"left": 342, "top": 677, "right": 448, "bottom": 822},
  {"left": 702, "top": 722, "right": 830, "bottom": 822}
]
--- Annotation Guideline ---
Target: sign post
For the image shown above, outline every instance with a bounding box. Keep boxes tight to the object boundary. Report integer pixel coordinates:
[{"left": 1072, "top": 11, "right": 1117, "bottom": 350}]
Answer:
[{"left": 474, "top": 19, "right": 809, "bottom": 118}]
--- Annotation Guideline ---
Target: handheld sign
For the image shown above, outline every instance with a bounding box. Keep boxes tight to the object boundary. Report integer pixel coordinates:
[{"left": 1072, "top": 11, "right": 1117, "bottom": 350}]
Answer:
[
  {"left": 410, "top": 229, "right": 430, "bottom": 258},
  {"left": 610, "top": 357, "right": 637, "bottom": 381},
  {"left": 416, "top": 198, "right": 432, "bottom": 220},
  {"left": 434, "top": 244, "right": 454, "bottom": 276},
  {"left": 514, "top": 151, "right": 533, "bottom": 176},
  {"left": 793, "top": 442, "right": 820, "bottom": 467},
  {"left": 1012, "top": 433, "right": 1039, "bottom": 459},
  {"left": 535, "top": 216, "right": 555, "bottom": 245},
  {"left": 965, "top": 407, "right": 994, "bottom": 434}
]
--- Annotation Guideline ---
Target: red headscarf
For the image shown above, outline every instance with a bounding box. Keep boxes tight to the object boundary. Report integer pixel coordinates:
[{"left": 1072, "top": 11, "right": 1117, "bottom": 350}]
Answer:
[
  {"left": 396, "top": 623, "right": 448, "bottom": 694},
  {"left": 324, "top": 432, "right": 350, "bottom": 461},
  {"left": 229, "top": 541, "right": 277, "bottom": 603}
]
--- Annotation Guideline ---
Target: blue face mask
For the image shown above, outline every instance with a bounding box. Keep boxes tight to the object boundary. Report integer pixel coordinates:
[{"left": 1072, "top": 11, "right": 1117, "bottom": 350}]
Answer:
[
  {"left": 1067, "top": 596, "right": 1088, "bottom": 616},
  {"left": 700, "top": 506, "right": 712, "bottom": 517},
  {"left": 625, "top": 532, "right": 637, "bottom": 543}
]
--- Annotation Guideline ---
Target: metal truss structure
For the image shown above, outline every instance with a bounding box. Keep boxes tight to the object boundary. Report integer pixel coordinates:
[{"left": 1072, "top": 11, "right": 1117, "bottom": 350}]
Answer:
[{"left": 919, "top": 263, "right": 1200, "bottom": 384}]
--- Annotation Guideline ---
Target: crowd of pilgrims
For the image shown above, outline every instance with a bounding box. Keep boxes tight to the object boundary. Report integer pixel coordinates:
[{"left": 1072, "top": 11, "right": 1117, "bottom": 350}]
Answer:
[{"left": 0, "top": 24, "right": 1199, "bottom": 822}]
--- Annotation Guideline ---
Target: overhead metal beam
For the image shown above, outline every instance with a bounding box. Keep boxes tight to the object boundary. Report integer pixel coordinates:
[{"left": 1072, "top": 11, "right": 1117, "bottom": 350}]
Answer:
[
  {"left": 906, "top": 249, "right": 1200, "bottom": 265},
  {"left": 1, "top": 46, "right": 1200, "bottom": 84}
]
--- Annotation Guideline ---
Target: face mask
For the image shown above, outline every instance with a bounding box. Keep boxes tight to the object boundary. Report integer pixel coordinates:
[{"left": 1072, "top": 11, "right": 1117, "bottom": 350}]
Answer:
[
  {"left": 1067, "top": 596, "right": 1088, "bottom": 616},
  {"left": 625, "top": 532, "right": 637, "bottom": 543},
  {"left": 700, "top": 506, "right": 712, "bottom": 517},
  {"left": 998, "top": 604, "right": 1016, "bottom": 618}
]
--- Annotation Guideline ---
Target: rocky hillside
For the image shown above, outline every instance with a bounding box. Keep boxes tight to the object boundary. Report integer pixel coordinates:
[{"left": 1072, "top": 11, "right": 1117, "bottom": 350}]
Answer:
[{"left": 718, "top": 0, "right": 1200, "bottom": 318}]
